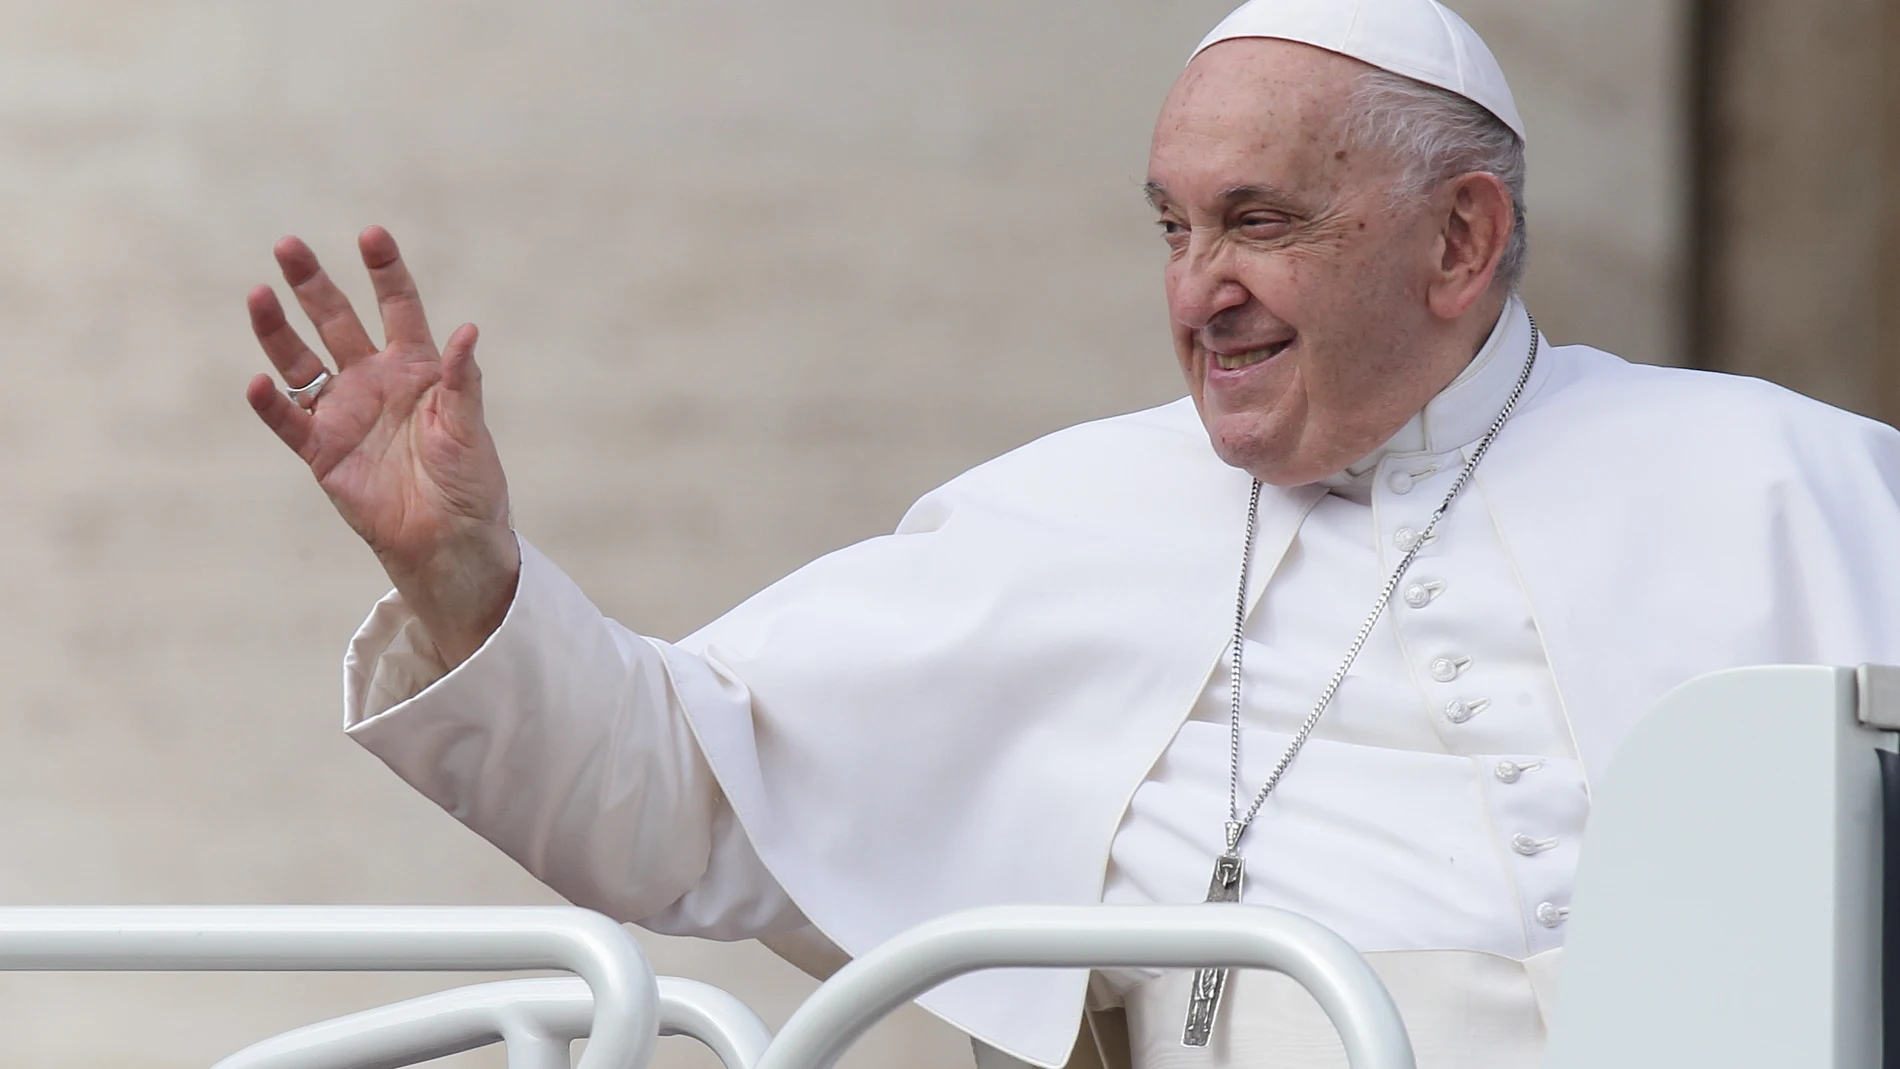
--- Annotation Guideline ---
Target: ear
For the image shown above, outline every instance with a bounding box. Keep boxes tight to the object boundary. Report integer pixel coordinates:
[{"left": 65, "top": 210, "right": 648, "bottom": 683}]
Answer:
[{"left": 1426, "top": 171, "right": 1514, "bottom": 320}]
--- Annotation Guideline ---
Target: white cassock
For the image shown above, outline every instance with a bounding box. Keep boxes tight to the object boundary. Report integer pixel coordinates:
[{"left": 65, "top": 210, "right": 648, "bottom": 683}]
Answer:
[{"left": 342, "top": 298, "right": 1900, "bottom": 1068}]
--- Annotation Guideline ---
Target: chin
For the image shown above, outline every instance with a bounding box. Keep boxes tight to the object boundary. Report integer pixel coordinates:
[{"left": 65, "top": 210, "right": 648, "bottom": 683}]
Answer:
[{"left": 1201, "top": 411, "right": 1309, "bottom": 486}]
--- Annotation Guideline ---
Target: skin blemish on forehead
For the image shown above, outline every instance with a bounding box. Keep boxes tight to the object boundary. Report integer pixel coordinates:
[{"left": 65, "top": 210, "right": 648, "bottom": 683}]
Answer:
[{"left": 1151, "top": 87, "right": 1365, "bottom": 229}]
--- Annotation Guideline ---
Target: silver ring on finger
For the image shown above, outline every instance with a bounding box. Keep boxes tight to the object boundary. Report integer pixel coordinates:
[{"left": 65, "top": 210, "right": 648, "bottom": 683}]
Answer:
[{"left": 286, "top": 369, "right": 332, "bottom": 410}]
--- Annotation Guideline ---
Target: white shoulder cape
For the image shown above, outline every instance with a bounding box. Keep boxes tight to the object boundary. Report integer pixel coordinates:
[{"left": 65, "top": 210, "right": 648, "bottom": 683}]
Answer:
[{"left": 666, "top": 341, "right": 1900, "bottom": 1065}]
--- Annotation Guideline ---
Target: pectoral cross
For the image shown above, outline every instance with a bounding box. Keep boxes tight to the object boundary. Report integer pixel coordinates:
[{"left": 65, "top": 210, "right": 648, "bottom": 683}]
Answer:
[{"left": 1182, "top": 824, "right": 1246, "bottom": 1047}]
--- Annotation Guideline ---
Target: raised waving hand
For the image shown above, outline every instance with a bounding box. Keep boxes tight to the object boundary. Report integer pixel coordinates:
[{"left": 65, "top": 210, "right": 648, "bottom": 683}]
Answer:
[{"left": 245, "top": 226, "right": 518, "bottom": 666}]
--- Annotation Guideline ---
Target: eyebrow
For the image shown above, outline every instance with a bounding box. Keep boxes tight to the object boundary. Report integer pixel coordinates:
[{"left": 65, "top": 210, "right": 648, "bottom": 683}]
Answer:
[
  {"left": 1216, "top": 183, "right": 1302, "bottom": 207},
  {"left": 1143, "top": 180, "right": 1303, "bottom": 211}
]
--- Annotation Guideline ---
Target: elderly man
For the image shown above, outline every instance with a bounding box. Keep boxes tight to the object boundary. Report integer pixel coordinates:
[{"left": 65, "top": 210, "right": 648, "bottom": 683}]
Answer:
[{"left": 244, "top": 0, "right": 1900, "bottom": 1066}]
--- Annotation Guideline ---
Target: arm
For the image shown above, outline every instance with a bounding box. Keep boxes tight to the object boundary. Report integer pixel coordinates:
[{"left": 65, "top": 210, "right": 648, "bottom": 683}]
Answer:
[
  {"left": 346, "top": 537, "right": 804, "bottom": 935},
  {"left": 245, "top": 228, "right": 799, "bottom": 937}
]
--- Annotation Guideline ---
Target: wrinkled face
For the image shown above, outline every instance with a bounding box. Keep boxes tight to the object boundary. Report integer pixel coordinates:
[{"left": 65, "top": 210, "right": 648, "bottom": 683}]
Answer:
[{"left": 1149, "top": 39, "right": 1448, "bottom": 485}]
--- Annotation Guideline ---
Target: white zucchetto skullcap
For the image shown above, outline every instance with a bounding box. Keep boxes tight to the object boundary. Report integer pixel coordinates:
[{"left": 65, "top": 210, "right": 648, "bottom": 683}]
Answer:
[{"left": 1191, "top": 0, "right": 1526, "bottom": 142}]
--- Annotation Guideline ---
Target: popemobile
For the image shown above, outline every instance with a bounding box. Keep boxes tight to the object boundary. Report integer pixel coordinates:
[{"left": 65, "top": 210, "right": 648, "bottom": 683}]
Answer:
[{"left": 0, "top": 663, "right": 1889, "bottom": 1068}]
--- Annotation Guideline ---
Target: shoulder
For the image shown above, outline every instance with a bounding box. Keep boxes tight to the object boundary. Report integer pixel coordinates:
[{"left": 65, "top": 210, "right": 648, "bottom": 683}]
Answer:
[
  {"left": 924, "top": 397, "right": 1212, "bottom": 496},
  {"left": 1523, "top": 344, "right": 1900, "bottom": 476},
  {"left": 893, "top": 397, "right": 1241, "bottom": 535},
  {"left": 975, "top": 397, "right": 1209, "bottom": 468}
]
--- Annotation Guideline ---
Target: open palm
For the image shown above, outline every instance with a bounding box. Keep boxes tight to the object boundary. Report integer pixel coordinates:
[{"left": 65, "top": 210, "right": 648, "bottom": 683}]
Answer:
[{"left": 245, "top": 227, "right": 518, "bottom": 662}]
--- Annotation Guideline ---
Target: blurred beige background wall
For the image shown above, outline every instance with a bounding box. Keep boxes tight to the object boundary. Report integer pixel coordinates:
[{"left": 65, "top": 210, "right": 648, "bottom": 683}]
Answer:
[
  {"left": 1693, "top": 0, "right": 1896, "bottom": 416},
  {"left": 0, "top": 1, "right": 1711, "bottom": 1065}
]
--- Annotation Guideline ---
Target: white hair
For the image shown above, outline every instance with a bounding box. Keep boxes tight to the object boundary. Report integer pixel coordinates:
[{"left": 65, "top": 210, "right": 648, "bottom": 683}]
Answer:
[{"left": 1342, "top": 69, "right": 1529, "bottom": 293}]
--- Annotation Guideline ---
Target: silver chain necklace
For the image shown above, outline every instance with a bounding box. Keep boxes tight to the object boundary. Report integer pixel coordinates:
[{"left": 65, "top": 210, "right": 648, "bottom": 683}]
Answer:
[{"left": 1182, "top": 317, "right": 1541, "bottom": 1048}]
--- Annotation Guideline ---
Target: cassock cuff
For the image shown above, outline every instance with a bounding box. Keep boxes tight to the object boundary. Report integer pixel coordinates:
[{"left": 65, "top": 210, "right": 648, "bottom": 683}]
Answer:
[
  {"left": 336, "top": 533, "right": 803, "bottom": 935},
  {"left": 337, "top": 532, "right": 719, "bottom": 920},
  {"left": 342, "top": 530, "right": 539, "bottom": 732}
]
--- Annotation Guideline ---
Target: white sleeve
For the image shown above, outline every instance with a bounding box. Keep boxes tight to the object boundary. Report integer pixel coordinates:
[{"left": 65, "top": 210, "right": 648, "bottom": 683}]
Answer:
[{"left": 342, "top": 535, "right": 805, "bottom": 940}]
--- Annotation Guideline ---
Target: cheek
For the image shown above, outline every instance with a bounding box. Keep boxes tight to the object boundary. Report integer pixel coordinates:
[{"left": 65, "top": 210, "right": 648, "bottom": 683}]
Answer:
[
  {"left": 1340, "top": 219, "right": 1430, "bottom": 298},
  {"left": 1162, "top": 260, "right": 1191, "bottom": 325},
  {"left": 1246, "top": 233, "right": 1408, "bottom": 339},
  {"left": 1228, "top": 251, "right": 1315, "bottom": 323}
]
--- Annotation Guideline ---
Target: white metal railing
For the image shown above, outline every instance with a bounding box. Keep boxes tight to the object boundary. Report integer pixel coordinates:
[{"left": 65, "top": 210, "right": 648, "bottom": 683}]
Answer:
[
  {"left": 0, "top": 903, "right": 1411, "bottom": 1069},
  {"left": 0, "top": 906, "right": 657, "bottom": 1069},
  {"left": 653, "top": 977, "right": 777, "bottom": 1069},
  {"left": 213, "top": 906, "right": 1410, "bottom": 1069},
  {"left": 752, "top": 905, "right": 1414, "bottom": 1069},
  {"left": 214, "top": 976, "right": 772, "bottom": 1069}
]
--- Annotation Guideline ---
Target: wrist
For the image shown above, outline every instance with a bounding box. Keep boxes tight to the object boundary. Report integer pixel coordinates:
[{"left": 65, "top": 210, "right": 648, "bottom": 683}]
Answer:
[{"left": 383, "top": 524, "right": 522, "bottom": 668}]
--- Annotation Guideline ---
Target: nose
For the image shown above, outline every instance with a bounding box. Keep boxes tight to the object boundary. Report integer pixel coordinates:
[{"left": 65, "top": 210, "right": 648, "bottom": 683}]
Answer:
[{"left": 1169, "top": 230, "right": 1251, "bottom": 331}]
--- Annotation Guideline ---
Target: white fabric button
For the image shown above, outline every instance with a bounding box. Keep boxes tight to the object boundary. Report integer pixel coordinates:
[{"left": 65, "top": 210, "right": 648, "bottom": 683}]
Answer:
[
  {"left": 1511, "top": 833, "right": 1557, "bottom": 856},
  {"left": 1535, "top": 902, "right": 1570, "bottom": 928},
  {"left": 1394, "top": 527, "right": 1419, "bottom": 551},
  {"left": 1429, "top": 656, "right": 1469, "bottom": 683},
  {"left": 1403, "top": 580, "right": 1443, "bottom": 609},
  {"left": 1444, "top": 697, "right": 1489, "bottom": 724},
  {"left": 1494, "top": 759, "right": 1541, "bottom": 784},
  {"left": 1388, "top": 471, "right": 1415, "bottom": 495}
]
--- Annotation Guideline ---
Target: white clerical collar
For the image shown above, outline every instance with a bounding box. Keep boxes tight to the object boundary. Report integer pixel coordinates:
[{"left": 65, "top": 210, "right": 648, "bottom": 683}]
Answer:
[{"left": 1322, "top": 295, "right": 1534, "bottom": 490}]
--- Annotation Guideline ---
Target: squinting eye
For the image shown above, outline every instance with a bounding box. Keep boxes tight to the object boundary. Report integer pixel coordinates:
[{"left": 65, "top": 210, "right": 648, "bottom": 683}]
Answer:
[{"left": 1157, "top": 219, "right": 1186, "bottom": 236}]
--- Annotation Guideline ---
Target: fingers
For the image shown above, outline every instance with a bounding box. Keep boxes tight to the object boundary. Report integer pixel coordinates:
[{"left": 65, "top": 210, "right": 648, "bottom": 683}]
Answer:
[
  {"left": 245, "top": 373, "right": 316, "bottom": 457},
  {"left": 275, "top": 235, "right": 379, "bottom": 368},
  {"left": 247, "top": 285, "right": 330, "bottom": 389},
  {"left": 359, "top": 225, "right": 436, "bottom": 352},
  {"left": 439, "top": 322, "right": 486, "bottom": 429}
]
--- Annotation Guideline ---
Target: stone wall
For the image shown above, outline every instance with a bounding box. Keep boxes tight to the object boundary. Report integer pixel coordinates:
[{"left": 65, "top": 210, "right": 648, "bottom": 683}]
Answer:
[
  {"left": 1465, "top": 0, "right": 1693, "bottom": 368},
  {"left": 0, "top": 2, "right": 1691, "bottom": 1066},
  {"left": 1696, "top": 0, "right": 1891, "bottom": 416}
]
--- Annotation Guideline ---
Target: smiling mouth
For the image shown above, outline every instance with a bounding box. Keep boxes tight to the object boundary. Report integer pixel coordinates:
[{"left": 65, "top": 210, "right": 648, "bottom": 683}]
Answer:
[{"left": 1210, "top": 339, "right": 1291, "bottom": 371}]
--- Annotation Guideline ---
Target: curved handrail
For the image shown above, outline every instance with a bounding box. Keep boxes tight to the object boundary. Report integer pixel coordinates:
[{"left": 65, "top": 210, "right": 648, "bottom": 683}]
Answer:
[
  {"left": 753, "top": 904, "right": 1414, "bottom": 1069},
  {"left": 0, "top": 906, "right": 656, "bottom": 1069},
  {"left": 656, "top": 977, "right": 776, "bottom": 1069},
  {"left": 210, "top": 977, "right": 589, "bottom": 1069},
  {"left": 212, "top": 976, "right": 772, "bottom": 1069}
]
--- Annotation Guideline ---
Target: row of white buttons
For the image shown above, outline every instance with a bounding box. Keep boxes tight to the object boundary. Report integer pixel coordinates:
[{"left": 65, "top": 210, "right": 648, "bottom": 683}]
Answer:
[
  {"left": 1494, "top": 761, "right": 1567, "bottom": 927},
  {"left": 1392, "top": 465, "right": 1572, "bottom": 933},
  {"left": 1402, "top": 569, "right": 1484, "bottom": 728},
  {"left": 1431, "top": 651, "right": 1481, "bottom": 729}
]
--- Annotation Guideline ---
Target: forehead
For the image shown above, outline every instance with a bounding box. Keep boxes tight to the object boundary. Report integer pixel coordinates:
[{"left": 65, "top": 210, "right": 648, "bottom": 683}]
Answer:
[{"left": 1148, "top": 38, "right": 1370, "bottom": 201}]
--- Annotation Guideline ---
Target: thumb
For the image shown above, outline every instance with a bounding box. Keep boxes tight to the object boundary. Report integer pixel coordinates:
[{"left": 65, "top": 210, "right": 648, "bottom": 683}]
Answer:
[{"left": 439, "top": 322, "right": 486, "bottom": 426}]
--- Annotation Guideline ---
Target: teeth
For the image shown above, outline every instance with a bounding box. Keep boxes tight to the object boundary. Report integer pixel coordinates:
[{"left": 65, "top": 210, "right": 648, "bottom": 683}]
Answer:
[{"left": 1214, "top": 346, "right": 1279, "bottom": 371}]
